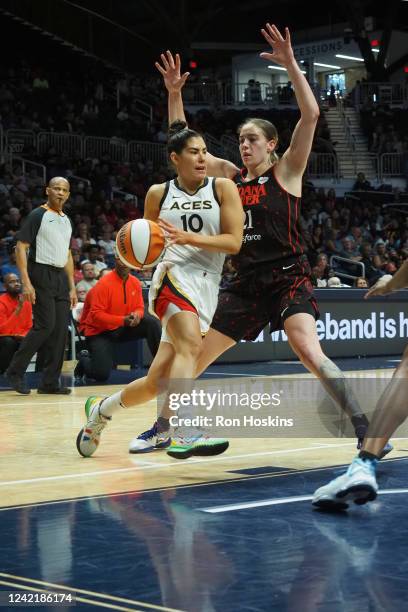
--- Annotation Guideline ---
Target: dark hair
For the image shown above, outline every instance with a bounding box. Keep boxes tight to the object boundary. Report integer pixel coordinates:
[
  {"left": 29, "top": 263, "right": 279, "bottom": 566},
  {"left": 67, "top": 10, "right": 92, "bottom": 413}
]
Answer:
[
  {"left": 238, "top": 117, "right": 279, "bottom": 164},
  {"left": 167, "top": 120, "right": 203, "bottom": 156}
]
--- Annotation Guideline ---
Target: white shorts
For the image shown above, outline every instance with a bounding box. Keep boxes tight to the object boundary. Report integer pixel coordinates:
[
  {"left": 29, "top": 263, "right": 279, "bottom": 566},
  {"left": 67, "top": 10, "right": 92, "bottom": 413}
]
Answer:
[{"left": 148, "top": 262, "right": 221, "bottom": 344}]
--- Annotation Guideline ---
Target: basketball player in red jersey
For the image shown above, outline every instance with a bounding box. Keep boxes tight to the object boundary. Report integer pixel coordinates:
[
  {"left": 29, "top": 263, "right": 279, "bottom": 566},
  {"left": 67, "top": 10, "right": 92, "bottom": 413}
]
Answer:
[
  {"left": 76, "top": 122, "right": 243, "bottom": 458},
  {"left": 127, "top": 23, "right": 378, "bottom": 454}
]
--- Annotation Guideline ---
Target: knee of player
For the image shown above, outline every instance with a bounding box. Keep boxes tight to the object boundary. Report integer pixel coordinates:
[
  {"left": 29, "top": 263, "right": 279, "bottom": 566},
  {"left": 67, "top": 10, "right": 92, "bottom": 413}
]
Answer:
[
  {"left": 294, "top": 342, "right": 321, "bottom": 366},
  {"left": 174, "top": 334, "right": 202, "bottom": 359}
]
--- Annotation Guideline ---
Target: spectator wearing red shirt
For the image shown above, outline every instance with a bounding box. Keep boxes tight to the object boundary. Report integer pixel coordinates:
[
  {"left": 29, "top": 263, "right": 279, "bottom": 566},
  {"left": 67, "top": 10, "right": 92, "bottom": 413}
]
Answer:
[
  {"left": 74, "top": 255, "right": 161, "bottom": 382},
  {"left": 0, "top": 274, "right": 32, "bottom": 373}
]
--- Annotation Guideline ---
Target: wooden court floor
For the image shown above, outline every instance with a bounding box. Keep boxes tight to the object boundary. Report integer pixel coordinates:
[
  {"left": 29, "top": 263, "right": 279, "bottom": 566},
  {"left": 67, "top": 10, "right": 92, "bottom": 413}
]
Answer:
[{"left": 1, "top": 366, "right": 406, "bottom": 510}]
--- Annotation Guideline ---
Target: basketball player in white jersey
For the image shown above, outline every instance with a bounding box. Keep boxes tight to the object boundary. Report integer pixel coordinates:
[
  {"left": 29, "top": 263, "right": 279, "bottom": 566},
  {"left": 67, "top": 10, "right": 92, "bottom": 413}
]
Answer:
[{"left": 76, "top": 121, "right": 243, "bottom": 459}]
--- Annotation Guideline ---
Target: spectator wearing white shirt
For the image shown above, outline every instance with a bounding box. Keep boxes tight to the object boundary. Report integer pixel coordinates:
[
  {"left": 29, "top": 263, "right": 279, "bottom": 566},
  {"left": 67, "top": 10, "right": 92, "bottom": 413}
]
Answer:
[
  {"left": 75, "top": 262, "right": 98, "bottom": 295},
  {"left": 81, "top": 245, "right": 107, "bottom": 274}
]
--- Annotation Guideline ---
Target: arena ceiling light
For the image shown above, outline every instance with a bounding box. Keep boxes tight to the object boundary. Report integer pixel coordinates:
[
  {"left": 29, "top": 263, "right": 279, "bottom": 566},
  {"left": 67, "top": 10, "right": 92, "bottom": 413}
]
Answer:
[
  {"left": 335, "top": 54, "right": 365, "bottom": 61},
  {"left": 268, "top": 65, "right": 306, "bottom": 74},
  {"left": 313, "top": 62, "right": 342, "bottom": 69}
]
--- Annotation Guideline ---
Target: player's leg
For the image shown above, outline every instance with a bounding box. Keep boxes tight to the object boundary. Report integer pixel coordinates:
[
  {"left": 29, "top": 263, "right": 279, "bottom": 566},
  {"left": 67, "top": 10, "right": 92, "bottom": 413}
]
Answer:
[
  {"left": 76, "top": 340, "right": 175, "bottom": 457},
  {"left": 284, "top": 309, "right": 370, "bottom": 444},
  {"left": 312, "top": 344, "right": 408, "bottom": 510},
  {"left": 164, "top": 312, "right": 230, "bottom": 459},
  {"left": 129, "top": 289, "right": 258, "bottom": 454}
]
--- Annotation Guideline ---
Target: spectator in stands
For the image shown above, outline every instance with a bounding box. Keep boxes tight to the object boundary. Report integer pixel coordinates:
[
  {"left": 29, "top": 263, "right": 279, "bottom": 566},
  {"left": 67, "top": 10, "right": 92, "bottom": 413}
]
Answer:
[
  {"left": 0, "top": 246, "right": 19, "bottom": 280},
  {"left": 354, "top": 277, "right": 369, "bottom": 288},
  {"left": 311, "top": 225, "right": 324, "bottom": 253},
  {"left": 0, "top": 273, "right": 32, "bottom": 374},
  {"left": 81, "top": 245, "right": 108, "bottom": 274},
  {"left": 311, "top": 266, "right": 327, "bottom": 288},
  {"left": 339, "top": 237, "right": 361, "bottom": 262},
  {"left": 72, "top": 286, "right": 87, "bottom": 323},
  {"left": 328, "top": 84, "right": 337, "bottom": 108},
  {"left": 315, "top": 253, "right": 332, "bottom": 280},
  {"left": 74, "top": 254, "right": 161, "bottom": 382},
  {"left": 98, "top": 227, "right": 116, "bottom": 261},
  {"left": 98, "top": 268, "right": 111, "bottom": 279},
  {"left": 353, "top": 172, "right": 372, "bottom": 191},
  {"left": 327, "top": 276, "right": 350, "bottom": 288},
  {"left": 359, "top": 243, "right": 382, "bottom": 284},
  {"left": 72, "top": 223, "right": 96, "bottom": 250},
  {"left": 373, "top": 241, "right": 390, "bottom": 272},
  {"left": 75, "top": 262, "right": 97, "bottom": 295}
]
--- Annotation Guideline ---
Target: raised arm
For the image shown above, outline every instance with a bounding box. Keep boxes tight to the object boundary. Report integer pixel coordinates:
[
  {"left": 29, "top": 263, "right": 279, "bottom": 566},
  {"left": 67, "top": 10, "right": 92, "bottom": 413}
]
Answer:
[
  {"left": 156, "top": 51, "right": 239, "bottom": 179},
  {"left": 260, "top": 24, "right": 320, "bottom": 178}
]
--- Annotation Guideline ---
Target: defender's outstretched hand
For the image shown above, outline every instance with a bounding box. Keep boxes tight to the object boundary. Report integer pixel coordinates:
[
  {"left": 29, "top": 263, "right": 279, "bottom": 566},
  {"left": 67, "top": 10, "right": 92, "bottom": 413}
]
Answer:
[
  {"left": 365, "top": 275, "right": 394, "bottom": 299},
  {"left": 155, "top": 50, "right": 190, "bottom": 94},
  {"left": 260, "top": 24, "right": 295, "bottom": 68}
]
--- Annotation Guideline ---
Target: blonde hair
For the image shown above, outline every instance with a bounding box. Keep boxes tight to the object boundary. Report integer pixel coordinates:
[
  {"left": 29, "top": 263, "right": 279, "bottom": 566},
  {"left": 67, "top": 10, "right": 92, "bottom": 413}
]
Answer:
[{"left": 238, "top": 117, "right": 279, "bottom": 164}]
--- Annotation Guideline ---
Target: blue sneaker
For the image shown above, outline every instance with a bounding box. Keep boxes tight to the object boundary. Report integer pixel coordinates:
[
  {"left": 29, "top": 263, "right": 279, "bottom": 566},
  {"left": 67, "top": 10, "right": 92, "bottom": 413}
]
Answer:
[
  {"left": 128, "top": 422, "right": 171, "bottom": 454},
  {"left": 312, "top": 457, "right": 378, "bottom": 511},
  {"left": 379, "top": 441, "right": 393, "bottom": 459}
]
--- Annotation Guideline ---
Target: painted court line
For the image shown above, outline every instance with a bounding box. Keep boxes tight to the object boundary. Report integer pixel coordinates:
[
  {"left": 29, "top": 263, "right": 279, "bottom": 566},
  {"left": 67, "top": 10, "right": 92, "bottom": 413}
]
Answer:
[
  {"left": 2, "top": 400, "right": 84, "bottom": 407},
  {"left": 0, "top": 573, "right": 183, "bottom": 612},
  {"left": 0, "top": 443, "right": 356, "bottom": 487},
  {"left": 0, "top": 580, "right": 141, "bottom": 611},
  {"left": 200, "top": 487, "right": 408, "bottom": 513}
]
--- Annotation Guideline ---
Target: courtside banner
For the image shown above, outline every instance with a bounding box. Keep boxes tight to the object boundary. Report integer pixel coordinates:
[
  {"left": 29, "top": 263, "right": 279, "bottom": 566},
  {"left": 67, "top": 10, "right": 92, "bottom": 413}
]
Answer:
[
  {"left": 157, "top": 377, "right": 408, "bottom": 438},
  {"left": 142, "top": 289, "right": 407, "bottom": 363}
]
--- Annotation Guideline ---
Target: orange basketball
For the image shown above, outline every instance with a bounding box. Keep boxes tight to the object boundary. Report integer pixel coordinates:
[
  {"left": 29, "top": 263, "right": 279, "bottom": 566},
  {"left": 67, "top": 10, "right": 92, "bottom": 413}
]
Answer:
[{"left": 116, "top": 219, "right": 165, "bottom": 269}]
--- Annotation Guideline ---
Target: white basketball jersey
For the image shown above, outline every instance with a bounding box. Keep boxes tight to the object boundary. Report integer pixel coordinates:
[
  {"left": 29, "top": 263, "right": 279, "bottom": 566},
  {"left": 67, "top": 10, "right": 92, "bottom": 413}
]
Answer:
[{"left": 159, "top": 177, "right": 224, "bottom": 275}]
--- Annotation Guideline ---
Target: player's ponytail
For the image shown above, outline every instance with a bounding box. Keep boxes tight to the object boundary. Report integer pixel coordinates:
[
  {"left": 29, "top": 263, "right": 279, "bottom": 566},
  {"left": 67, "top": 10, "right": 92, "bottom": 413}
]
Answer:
[{"left": 167, "top": 121, "right": 202, "bottom": 156}]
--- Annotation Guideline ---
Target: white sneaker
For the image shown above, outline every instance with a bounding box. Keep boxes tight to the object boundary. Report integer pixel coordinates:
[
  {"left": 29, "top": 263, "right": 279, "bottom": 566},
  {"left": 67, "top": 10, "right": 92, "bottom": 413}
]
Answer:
[
  {"left": 312, "top": 457, "right": 378, "bottom": 510},
  {"left": 76, "top": 396, "right": 111, "bottom": 457},
  {"left": 129, "top": 422, "right": 171, "bottom": 454}
]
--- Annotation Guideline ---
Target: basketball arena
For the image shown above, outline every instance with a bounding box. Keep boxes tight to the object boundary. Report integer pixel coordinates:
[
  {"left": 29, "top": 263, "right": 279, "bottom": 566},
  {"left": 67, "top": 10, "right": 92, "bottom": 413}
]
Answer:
[{"left": 0, "top": 1, "right": 408, "bottom": 611}]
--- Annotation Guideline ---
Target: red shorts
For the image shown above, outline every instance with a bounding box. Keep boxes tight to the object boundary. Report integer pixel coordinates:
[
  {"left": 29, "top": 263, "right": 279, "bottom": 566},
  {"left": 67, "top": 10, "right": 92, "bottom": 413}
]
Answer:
[{"left": 154, "top": 274, "right": 197, "bottom": 320}]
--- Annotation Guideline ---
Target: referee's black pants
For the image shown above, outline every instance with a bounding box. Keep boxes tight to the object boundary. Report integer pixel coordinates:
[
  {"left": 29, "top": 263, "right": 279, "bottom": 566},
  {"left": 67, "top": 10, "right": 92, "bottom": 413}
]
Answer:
[
  {"left": 81, "top": 315, "right": 161, "bottom": 382},
  {"left": 8, "top": 263, "right": 70, "bottom": 388}
]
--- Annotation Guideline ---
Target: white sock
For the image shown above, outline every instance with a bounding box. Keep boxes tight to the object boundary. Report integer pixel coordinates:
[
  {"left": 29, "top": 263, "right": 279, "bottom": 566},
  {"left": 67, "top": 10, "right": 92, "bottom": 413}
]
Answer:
[{"left": 99, "top": 391, "right": 126, "bottom": 417}]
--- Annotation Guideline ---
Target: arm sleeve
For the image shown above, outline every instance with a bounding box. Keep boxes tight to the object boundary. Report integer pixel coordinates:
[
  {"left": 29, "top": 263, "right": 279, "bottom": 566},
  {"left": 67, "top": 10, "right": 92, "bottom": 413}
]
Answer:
[{"left": 16, "top": 207, "right": 45, "bottom": 245}]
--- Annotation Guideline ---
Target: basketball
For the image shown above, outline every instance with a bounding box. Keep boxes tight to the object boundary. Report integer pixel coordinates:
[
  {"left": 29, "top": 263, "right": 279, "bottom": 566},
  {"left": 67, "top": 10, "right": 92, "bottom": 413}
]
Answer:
[{"left": 116, "top": 219, "right": 165, "bottom": 269}]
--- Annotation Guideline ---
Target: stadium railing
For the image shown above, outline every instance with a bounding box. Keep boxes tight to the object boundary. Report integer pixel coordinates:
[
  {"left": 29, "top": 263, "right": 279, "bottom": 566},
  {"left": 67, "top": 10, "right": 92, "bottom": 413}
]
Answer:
[
  {"left": 7, "top": 129, "right": 406, "bottom": 183},
  {"left": 37, "top": 131, "right": 83, "bottom": 156},
  {"left": 307, "top": 153, "right": 339, "bottom": 179},
  {"left": 330, "top": 255, "right": 365, "bottom": 283},
  {"left": 83, "top": 136, "right": 128, "bottom": 163},
  {"left": 354, "top": 82, "right": 407, "bottom": 109},
  {"left": 13, "top": 157, "right": 46, "bottom": 184}
]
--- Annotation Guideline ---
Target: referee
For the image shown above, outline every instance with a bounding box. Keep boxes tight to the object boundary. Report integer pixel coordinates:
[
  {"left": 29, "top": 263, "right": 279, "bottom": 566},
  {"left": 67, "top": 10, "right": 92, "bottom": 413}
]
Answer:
[{"left": 6, "top": 177, "right": 77, "bottom": 394}]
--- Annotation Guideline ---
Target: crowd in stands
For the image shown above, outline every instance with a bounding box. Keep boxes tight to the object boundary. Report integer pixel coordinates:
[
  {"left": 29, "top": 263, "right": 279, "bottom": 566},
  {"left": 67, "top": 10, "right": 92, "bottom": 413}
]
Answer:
[
  {"left": 0, "top": 153, "right": 406, "bottom": 297},
  {"left": 360, "top": 101, "right": 408, "bottom": 158},
  {"left": 0, "top": 58, "right": 407, "bottom": 299},
  {"left": 0, "top": 58, "right": 166, "bottom": 142}
]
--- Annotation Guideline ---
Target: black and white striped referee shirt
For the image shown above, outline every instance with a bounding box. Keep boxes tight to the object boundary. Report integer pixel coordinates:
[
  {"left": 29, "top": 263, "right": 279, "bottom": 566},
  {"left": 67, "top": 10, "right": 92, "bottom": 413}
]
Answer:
[{"left": 16, "top": 204, "right": 73, "bottom": 268}]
